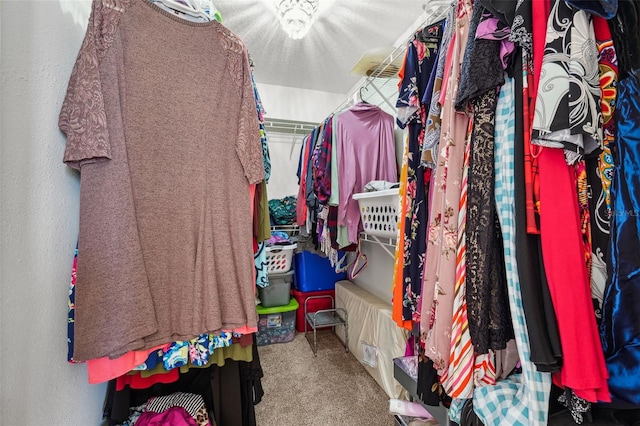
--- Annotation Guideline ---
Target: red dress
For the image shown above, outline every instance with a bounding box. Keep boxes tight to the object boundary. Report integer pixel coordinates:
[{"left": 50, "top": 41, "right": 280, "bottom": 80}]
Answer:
[{"left": 538, "top": 147, "right": 610, "bottom": 402}]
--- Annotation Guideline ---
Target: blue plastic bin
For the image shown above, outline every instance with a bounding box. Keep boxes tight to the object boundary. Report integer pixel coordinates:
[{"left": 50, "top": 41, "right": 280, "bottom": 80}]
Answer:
[{"left": 293, "top": 251, "right": 347, "bottom": 292}]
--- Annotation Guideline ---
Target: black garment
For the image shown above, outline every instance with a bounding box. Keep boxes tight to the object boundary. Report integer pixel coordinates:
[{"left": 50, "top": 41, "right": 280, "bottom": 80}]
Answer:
[
  {"left": 211, "top": 359, "right": 244, "bottom": 426},
  {"left": 455, "top": 1, "right": 505, "bottom": 111},
  {"left": 416, "top": 350, "right": 452, "bottom": 407},
  {"left": 414, "top": 325, "right": 450, "bottom": 407},
  {"left": 240, "top": 335, "right": 265, "bottom": 424},
  {"left": 211, "top": 338, "right": 264, "bottom": 426},
  {"left": 609, "top": 0, "right": 640, "bottom": 80},
  {"left": 558, "top": 388, "right": 594, "bottom": 424},
  {"left": 510, "top": 50, "right": 563, "bottom": 373},
  {"left": 586, "top": 152, "right": 610, "bottom": 323},
  {"left": 460, "top": 398, "right": 483, "bottom": 426},
  {"left": 478, "top": 0, "right": 516, "bottom": 27},
  {"left": 510, "top": 0, "right": 533, "bottom": 55},
  {"left": 465, "top": 89, "right": 514, "bottom": 353}
]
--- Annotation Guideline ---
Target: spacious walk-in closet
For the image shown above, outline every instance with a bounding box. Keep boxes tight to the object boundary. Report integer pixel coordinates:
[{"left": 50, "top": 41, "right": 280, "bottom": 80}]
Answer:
[{"left": 1, "top": 0, "right": 640, "bottom": 425}]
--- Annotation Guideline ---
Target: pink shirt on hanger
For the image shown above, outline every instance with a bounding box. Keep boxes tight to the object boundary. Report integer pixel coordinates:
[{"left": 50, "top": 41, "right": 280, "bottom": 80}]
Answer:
[{"left": 336, "top": 103, "right": 397, "bottom": 244}]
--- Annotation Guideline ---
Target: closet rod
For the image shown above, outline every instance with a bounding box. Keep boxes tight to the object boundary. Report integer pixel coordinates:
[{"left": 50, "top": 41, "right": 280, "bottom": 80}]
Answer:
[
  {"left": 329, "top": 3, "right": 450, "bottom": 117},
  {"left": 263, "top": 118, "right": 317, "bottom": 134}
]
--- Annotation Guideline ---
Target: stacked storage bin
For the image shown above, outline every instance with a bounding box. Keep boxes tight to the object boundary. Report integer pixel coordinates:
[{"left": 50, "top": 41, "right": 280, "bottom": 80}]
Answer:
[
  {"left": 291, "top": 251, "right": 347, "bottom": 333},
  {"left": 256, "top": 243, "right": 297, "bottom": 346}
]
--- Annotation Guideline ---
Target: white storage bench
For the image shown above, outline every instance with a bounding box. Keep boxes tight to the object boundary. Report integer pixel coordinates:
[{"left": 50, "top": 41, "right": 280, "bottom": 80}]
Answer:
[{"left": 334, "top": 280, "right": 409, "bottom": 399}]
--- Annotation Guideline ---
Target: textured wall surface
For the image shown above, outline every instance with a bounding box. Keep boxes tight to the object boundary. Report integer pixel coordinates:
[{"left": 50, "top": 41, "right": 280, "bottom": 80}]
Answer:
[{"left": 0, "top": 1, "right": 106, "bottom": 424}]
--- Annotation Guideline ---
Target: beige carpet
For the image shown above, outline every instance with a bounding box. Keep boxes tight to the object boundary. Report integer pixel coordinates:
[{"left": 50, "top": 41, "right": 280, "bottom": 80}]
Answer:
[{"left": 255, "top": 330, "right": 396, "bottom": 426}]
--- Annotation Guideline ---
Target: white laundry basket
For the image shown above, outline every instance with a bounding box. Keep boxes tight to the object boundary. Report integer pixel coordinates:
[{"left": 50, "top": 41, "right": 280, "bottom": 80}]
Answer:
[
  {"left": 352, "top": 188, "right": 400, "bottom": 239},
  {"left": 265, "top": 244, "right": 297, "bottom": 274}
]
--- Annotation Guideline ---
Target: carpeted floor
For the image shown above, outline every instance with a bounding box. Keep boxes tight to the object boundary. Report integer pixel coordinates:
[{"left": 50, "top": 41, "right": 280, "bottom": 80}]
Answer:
[
  {"left": 255, "top": 330, "right": 395, "bottom": 426},
  {"left": 254, "top": 331, "right": 638, "bottom": 425}
]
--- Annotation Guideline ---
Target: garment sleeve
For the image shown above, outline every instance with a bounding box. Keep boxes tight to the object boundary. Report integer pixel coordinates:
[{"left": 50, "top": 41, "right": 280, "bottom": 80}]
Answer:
[
  {"left": 58, "top": 1, "right": 112, "bottom": 170},
  {"left": 328, "top": 115, "right": 341, "bottom": 206},
  {"left": 296, "top": 135, "right": 307, "bottom": 184},
  {"left": 395, "top": 40, "right": 420, "bottom": 129},
  {"left": 236, "top": 51, "right": 265, "bottom": 185},
  {"left": 379, "top": 112, "right": 399, "bottom": 182},
  {"left": 336, "top": 119, "right": 355, "bottom": 226}
]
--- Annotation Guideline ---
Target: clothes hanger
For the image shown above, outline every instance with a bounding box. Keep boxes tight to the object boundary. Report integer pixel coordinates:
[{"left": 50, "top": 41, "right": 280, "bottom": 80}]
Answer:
[
  {"left": 151, "top": 0, "right": 220, "bottom": 22},
  {"left": 191, "top": 0, "right": 222, "bottom": 22},
  {"left": 152, "top": 0, "right": 205, "bottom": 20},
  {"left": 417, "top": 18, "right": 445, "bottom": 43},
  {"left": 359, "top": 86, "right": 370, "bottom": 104}
]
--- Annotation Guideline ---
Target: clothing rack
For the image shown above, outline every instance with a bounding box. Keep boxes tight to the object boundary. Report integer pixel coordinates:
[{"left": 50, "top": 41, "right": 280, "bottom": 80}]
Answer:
[
  {"left": 263, "top": 117, "right": 318, "bottom": 158},
  {"left": 263, "top": 118, "right": 317, "bottom": 137}
]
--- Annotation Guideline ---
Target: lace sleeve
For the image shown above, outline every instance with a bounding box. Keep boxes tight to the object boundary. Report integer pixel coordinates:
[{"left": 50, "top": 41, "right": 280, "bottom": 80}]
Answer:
[
  {"left": 59, "top": 0, "right": 127, "bottom": 170},
  {"left": 236, "top": 50, "right": 265, "bottom": 185}
]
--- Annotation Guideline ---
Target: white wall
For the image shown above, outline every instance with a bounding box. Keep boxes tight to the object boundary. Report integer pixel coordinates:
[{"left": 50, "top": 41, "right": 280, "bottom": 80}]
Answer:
[
  {"left": 0, "top": 1, "right": 106, "bottom": 425},
  {"left": 350, "top": 243, "right": 396, "bottom": 304},
  {"left": 256, "top": 83, "right": 345, "bottom": 123},
  {"left": 264, "top": 136, "right": 305, "bottom": 200}
]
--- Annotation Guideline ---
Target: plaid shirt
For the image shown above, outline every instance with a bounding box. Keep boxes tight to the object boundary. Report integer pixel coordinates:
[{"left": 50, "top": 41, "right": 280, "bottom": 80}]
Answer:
[{"left": 470, "top": 76, "right": 551, "bottom": 426}]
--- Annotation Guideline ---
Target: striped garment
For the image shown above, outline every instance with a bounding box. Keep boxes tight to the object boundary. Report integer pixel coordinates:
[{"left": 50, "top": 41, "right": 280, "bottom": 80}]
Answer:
[
  {"left": 146, "top": 392, "right": 207, "bottom": 419},
  {"left": 471, "top": 75, "right": 552, "bottom": 425},
  {"left": 441, "top": 130, "right": 474, "bottom": 398},
  {"left": 441, "top": 125, "right": 497, "bottom": 397}
]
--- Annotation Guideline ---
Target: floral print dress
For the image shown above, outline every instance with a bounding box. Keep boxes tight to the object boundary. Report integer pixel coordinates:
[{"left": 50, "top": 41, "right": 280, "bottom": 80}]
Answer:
[
  {"left": 420, "top": 0, "right": 474, "bottom": 373},
  {"left": 395, "top": 25, "right": 442, "bottom": 324}
]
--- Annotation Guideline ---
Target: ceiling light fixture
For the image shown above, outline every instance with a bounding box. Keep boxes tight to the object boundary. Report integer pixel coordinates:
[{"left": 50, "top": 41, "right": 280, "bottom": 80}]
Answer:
[{"left": 274, "top": 0, "right": 320, "bottom": 40}]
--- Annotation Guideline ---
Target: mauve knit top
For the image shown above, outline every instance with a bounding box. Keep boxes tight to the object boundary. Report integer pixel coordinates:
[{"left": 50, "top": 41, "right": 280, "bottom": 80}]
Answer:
[{"left": 59, "top": 0, "right": 264, "bottom": 361}]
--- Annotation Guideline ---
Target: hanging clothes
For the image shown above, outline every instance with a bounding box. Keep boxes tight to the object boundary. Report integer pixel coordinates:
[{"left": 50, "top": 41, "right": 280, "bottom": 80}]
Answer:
[
  {"left": 465, "top": 89, "right": 514, "bottom": 354},
  {"left": 601, "top": 68, "right": 640, "bottom": 407},
  {"left": 393, "top": 6, "right": 455, "bottom": 333},
  {"left": 251, "top": 68, "right": 272, "bottom": 290},
  {"left": 313, "top": 115, "right": 334, "bottom": 206},
  {"left": 455, "top": 1, "right": 513, "bottom": 355},
  {"left": 58, "top": 0, "right": 264, "bottom": 362},
  {"left": 303, "top": 126, "right": 322, "bottom": 234},
  {"left": 508, "top": 1, "right": 564, "bottom": 374},
  {"left": 470, "top": 74, "right": 553, "bottom": 426},
  {"left": 587, "top": 15, "right": 617, "bottom": 322},
  {"left": 530, "top": 0, "right": 610, "bottom": 403},
  {"left": 421, "top": 5, "right": 456, "bottom": 169}
]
